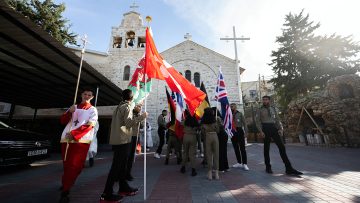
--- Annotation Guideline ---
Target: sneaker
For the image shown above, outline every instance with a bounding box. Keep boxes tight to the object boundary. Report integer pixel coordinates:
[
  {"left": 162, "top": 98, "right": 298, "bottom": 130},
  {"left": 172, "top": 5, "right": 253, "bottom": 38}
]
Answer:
[
  {"left": 200, "top": 153, "right": 204, "bottom": 158},
  {"left": 146, "top": 148, "right": 150, "bottom": 152},
  {"left": 154, "top": 153, "right": 160, "bottom": 159},
  {"left": 100, "top": 193, "right": 122, "bottom": 202},
  {"left": 119, "top": 187, "right": 139, "bottom": 196},
  {"left": 232, "top": 163, "right": 243, "bottom": 168},
  {"left": 286, "top": 168, "right": 303, "bottom": 176},
  {"left": 243, "top": 164, "right": 249, "bottom": 171}
]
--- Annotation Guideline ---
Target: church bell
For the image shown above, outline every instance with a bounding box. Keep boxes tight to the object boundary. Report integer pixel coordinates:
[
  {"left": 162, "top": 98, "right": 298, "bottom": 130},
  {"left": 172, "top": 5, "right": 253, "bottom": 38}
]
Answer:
[{"left": 128, "top": 39, "right": 134, "bottom": 47}]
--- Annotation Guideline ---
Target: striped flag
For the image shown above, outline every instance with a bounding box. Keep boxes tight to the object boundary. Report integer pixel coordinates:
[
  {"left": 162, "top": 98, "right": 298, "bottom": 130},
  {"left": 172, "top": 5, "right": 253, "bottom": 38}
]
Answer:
[{"left": 215, "top": 68, "right": 233, "bottom": 137}]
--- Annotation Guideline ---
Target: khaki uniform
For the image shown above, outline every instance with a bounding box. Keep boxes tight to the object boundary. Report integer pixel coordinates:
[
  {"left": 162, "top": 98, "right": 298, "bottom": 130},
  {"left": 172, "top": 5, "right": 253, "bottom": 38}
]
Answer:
[
  {"left": 255, "top": 105, "right": 283, "bottom": 133},
  {"left": 201, "top": 122, "right": 220, "bottom": 171},
  {"left": 166, "top": 130, "right": 182, "bottom": 161},
  {"left": 182, "top": 126, "right": 198, "bottom": 168},
  {"left": 255, "top": 105, "right": 292, "bottom": 170}
]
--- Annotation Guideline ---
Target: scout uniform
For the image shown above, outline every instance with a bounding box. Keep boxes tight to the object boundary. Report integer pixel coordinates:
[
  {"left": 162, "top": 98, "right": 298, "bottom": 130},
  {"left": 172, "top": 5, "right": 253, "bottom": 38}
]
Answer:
[
  {"left": 201, "top": 121, "right": 220, "bottom": 180},
  {"left": 255, "top": 105, "right": 292, "bottom": 171},
  {"left": 231, "top": 110, "right": 249, "bottom": 168}
]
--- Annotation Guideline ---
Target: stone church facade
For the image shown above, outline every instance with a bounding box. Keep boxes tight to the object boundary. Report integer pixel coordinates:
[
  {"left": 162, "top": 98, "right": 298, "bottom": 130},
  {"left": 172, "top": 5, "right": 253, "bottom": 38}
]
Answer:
[{"left": 70, "top": 10, "right": 244, "bottom": 129}]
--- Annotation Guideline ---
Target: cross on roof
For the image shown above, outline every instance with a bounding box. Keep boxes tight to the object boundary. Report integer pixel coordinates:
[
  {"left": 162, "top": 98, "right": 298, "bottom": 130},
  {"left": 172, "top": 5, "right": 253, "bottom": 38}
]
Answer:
[
  {"left": 130, "top": 1, "right": 139, "bottom": 11},
  {"left": 184, "top": 33, "right": 192, "bottom": 40}
]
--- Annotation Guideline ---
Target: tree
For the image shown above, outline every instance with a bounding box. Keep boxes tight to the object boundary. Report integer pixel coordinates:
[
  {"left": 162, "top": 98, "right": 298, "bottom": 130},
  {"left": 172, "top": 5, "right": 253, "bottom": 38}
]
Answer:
[
  {"left": 6, "top": 0, "right": 77, "bottom": 45},
  {"left": 270, "top": 10, "right": 360, "bottom": 108}
]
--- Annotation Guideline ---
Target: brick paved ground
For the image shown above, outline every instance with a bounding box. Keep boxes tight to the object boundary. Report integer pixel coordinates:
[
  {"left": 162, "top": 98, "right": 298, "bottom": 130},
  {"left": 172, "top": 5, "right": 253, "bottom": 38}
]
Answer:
[{"left": 1, "top": 143, "right": 360, "bottom": 203}]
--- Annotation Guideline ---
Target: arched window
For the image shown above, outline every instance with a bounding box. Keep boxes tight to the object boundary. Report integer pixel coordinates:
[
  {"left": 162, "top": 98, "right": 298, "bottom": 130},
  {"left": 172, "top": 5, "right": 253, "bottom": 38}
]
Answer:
[
  {"left": 194, "top": 72, "right": 200, "bottom": 87},
  {"left": 185, "top": 70, "right": 191, "bottom": 82},
  {"left": 123, "top": 65, "right": 130, "bottom": 80}
]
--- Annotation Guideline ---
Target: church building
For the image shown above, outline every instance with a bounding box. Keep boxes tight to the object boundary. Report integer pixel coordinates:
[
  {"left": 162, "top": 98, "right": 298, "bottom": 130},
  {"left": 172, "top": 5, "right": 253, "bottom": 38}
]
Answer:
[{"left": 70, "top": 8, "right": 245, "bottom": 130}]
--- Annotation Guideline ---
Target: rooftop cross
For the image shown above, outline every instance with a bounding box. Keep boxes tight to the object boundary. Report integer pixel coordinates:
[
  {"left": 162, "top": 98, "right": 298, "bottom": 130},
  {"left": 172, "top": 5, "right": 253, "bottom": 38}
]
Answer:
[
  {"left": 130, "top": 1, "right": 139, "bottom": 11},
  {"left": 184, "top": 33, "right": 192, "bottom": 40}
]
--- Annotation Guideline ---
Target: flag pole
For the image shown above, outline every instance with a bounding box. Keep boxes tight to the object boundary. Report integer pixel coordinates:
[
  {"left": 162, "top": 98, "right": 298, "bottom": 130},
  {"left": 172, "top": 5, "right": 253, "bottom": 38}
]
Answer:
[
  {"left": 144, "top": 16, "right": 152, "bottom": 201},
  {"left": 215, "top": 66, "right": 220, "bottom": 120},
  {"left": 64, "top": 34, "right": 90, "bottom": 161}
]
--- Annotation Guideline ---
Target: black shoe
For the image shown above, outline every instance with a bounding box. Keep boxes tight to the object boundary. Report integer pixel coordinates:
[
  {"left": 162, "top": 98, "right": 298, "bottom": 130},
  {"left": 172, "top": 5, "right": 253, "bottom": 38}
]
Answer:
[
  {"left": 180, "top": 166, "right": 186, "bottom": 173},
  {"left": 165, "top": 158, "right": 169, "bottom": 165},
  {"left": 191, "top": 168, "right": 197, "bottom": 176},
  {"left": 89, "top": 158, "right": 94, "bottom": 167},
  {"left": 119, "top": 187, "right": 139, "bottom": 196},
  {"left": 286, "top": 168, "right": 303, "bottom": 175},
  {"left": 100, "top": 193, "right": 122, "bottom": 202},
  {"left": 126, "top": 174, "right": 134, "bottom": 181},
  {"left": 59, "top": 191, "right": 70, "bottom": 203},
  {"left": 266, "top": 167, "right": 273, "bottom": 174}
]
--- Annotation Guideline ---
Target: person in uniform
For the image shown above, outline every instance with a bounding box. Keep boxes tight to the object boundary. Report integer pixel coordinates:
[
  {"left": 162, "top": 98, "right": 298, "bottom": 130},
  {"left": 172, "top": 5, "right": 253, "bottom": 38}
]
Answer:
[
  {"left": 100, "top": 89, "right": 147, "bottom": 202},
  {"left": 230, "top": 103, "right": 249, "bottom": 171},
  {"left": 256, "top": 96, "right": 303, "bottom": 175},
  {"left": 213, "top": 107, "right": 229, "bottom": 173},
  {"left": 165, "top": 127, "right": 182, "bottom": 165},
  {"left": 201, "top": 108, "right": 220, "bottom": 180},
  {"left": 180, "top": 109, "right": 199, "bottom": 176},
  {"left": 154, "top": 110, "right": 167, "bottom": 159},
  {"left": 59, "top": 88, "right": 98, "bottom": 203}
]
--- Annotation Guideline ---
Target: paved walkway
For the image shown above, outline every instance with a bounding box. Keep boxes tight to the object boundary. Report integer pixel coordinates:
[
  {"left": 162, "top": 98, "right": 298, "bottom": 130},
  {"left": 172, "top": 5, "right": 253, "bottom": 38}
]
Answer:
[{"left": 1, "top": 143, "right": 360, "bottom": 203}]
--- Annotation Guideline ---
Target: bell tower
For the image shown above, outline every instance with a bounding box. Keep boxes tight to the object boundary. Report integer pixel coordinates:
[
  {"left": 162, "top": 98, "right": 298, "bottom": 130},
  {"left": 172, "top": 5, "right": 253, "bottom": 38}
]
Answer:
[
  {"left": 109, "top": 3, "right": 146, "bottom": 52},
  {"left": 106, "top": 2, "right": 146, "bottom": 89}
]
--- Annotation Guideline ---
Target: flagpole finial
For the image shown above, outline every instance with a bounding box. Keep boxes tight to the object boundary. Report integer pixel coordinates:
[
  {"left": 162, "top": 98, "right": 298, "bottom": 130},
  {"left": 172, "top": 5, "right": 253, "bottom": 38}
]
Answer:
[{"left": 145, "top": 16, "right": 152, "bottom": 27}]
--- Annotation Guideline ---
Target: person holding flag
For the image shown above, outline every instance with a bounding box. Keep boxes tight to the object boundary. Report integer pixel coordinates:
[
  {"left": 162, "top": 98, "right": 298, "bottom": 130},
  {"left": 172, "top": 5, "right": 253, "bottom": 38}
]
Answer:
[
  {"left": 215, "top": 68, "right": 234, "bottom": 173},
  {"left": 101, "top": 89, "right": 148, "bottom": 202},
  {"left": 164, "top": 89, "right": 183, "bottom": 165},
  {"left": 59, "top": 88, "right": 98, "bottom": 203}
]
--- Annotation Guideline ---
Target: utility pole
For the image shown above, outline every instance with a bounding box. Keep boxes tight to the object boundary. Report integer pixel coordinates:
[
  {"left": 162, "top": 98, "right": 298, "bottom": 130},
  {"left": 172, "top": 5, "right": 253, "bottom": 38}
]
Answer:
[
  {"left": 220, "top": 26, "right": 250, "bottom": 111},
  {"left": 258, "top": 74, "right": 262, "bottom": 101}
]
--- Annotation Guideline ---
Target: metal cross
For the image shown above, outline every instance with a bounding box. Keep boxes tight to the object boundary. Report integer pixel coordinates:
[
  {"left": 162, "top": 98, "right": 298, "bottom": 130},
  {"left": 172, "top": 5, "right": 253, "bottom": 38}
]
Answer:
[
  {"left": 79, "top": 34, "right": 91, "bottom": 53},
  {"left": 130, "top": 1, "right": 139, "bottom": 11},
  {"left": 220, "top": 26, "right": 250, "bottom": 111},
  {"left": 74, "top": 119, "right": 79, "bottom": 126}
]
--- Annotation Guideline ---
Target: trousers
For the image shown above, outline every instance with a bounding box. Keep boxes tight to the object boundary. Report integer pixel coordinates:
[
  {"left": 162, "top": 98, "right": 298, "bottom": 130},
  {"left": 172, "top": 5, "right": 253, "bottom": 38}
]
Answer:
[
  {"left": 103, "top": 143, "right": 131, "bottom": 194},
  {"left": 61, "top": 143, "right": 90, "bottom": 192},
  {"left": 262, "top": 123, "right": 292, "bottom": 169},
  {"left": 156, "top": 127, "right": 166, "bottom": 154},
  {"left": 182, "top": 133, "right": 197, "bottom": 168},
  {"left": 206, "top": 133, "right": 219, "bottom": 171},
  {"left": 231, "top": 128, "right": 247, "bottom": 164}
]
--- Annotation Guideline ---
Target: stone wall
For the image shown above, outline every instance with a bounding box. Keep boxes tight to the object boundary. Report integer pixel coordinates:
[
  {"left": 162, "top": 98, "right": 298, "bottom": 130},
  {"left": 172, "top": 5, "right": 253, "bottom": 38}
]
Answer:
[{"left": 286, "top": 74, "right": 360, "bottom": 146}]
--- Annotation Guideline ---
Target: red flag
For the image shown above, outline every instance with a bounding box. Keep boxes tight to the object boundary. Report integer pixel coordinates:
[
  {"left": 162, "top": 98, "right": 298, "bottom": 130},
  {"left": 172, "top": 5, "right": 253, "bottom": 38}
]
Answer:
[
  {"left": 145, "top": 28, "right": 165, "bottom": 80},
  {"left": 145, "top": 27, "right": 206, "bottom": 115}
]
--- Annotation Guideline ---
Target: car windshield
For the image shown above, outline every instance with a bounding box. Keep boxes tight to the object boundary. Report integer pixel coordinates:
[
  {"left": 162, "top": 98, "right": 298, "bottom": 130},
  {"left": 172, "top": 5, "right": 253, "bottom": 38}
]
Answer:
[{"left": 0, "top": 121, "right": 11, "bottom": 129}]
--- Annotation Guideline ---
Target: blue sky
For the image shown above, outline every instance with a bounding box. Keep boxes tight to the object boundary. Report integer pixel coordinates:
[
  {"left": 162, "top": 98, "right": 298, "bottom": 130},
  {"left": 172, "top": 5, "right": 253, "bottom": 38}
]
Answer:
[
  {"left": 56, "top": 0, "right": 360, "bottom": 81},
  {"left": 55, "top": 0, "right": 203, "bottom": 52}
]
